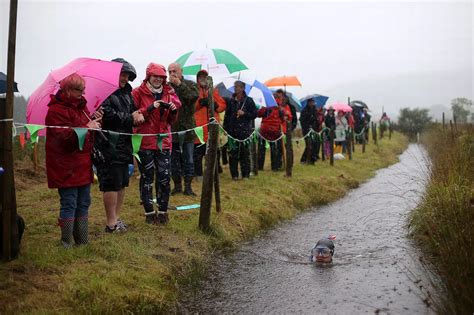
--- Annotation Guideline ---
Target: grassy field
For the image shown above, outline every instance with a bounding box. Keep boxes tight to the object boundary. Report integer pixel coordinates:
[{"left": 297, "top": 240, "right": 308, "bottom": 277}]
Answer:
[
  {"left": 1, "top": 132, "right": 407, "bottom": 313},
  {"left": 409, "top": 125, "right": 474, "bottom": 314}
]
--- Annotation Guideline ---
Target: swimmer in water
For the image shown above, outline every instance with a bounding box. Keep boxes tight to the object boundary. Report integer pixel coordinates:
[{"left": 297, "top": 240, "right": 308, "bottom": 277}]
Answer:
[{"left": 310, "top": 235, "right": 336, "bottom": 263}]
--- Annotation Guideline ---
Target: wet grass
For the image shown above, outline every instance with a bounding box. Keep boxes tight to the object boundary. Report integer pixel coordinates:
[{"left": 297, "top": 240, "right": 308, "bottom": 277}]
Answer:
[
  {"left": 409, "top": 124, "right": 474, "bottom": 314},
  {"left": 1, "top": 133, "right": 407, "bottom": 313}
]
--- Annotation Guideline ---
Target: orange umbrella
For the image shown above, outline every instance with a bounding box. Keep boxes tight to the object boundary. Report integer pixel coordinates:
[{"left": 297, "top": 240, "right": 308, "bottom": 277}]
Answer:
[{"left": 264, "top": 75, "right": 302, "bottom": 88}]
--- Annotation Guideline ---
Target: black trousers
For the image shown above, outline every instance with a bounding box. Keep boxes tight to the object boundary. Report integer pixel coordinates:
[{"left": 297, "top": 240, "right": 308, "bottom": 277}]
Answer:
[
  {"left": 137, "top": 149, "right": 171, "bottom": 214},
  {"left": 300, "top": 136, "right": 321, "bottom": 163},
  {"left": 258, "top": 138, "right": 283, "bottom": 171},
  {"left": 229, "top": 142, "right": 251, "bottom": 178}
]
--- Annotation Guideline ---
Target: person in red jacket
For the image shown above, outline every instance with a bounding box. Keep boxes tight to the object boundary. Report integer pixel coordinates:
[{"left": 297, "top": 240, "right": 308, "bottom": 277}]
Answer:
[
  {"left": 45, "top": 73, "right": 102, "bottom": 248},
  {"left": 132, "top": 63, "right": 181, "bottom": 224},
  {"left": 257, "top": 105, "right": 285, "bottom": 171},
  {"left": 193, "top": 70, "right": 226, "bottom": 181}
]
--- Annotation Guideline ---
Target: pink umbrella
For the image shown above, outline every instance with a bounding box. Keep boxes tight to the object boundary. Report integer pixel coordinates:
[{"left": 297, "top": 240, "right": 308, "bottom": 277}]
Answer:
[
  {"left": 26, "top": 58, "right": 123, "bottom": 125},
  {"left": 325, "top": 102, "right": 352, "bottom": 113}
]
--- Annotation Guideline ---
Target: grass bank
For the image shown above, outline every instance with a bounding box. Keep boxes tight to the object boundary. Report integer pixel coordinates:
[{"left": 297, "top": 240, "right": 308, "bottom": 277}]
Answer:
[
  {"left": 1, "top": 133, "right": 407, "bottom": 313},
  {"left": 409, "top": 125, "right": 474, "bottom": 314}
]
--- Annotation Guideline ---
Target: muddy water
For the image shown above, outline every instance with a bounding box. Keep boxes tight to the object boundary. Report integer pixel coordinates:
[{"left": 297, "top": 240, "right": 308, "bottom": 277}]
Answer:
[{"left": 181, "top": 145, "right": 440, "bottom": 314}]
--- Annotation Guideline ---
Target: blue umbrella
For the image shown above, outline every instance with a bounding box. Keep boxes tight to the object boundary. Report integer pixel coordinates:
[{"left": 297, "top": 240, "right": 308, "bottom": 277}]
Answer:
[
  {"left": 300, "top": 94, "right": 329, "bottom": 109},
  {"left": 217, "top": 77, "right": 277, "bottom": 108}
]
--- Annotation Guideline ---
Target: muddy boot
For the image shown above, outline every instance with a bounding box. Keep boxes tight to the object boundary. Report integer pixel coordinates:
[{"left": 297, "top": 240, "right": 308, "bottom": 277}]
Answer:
[
  {"left": 73, "top": 216, "right": 89, "bottom": 245},
  {"left": 171, "top": 176, "right": 182, "bottom": 195},
  {"left": 145, "top": 211, "right": 157, "bottom": 224},
  {"left": 58, "top": 218, "right": 74, "bottom": 249},
  {"left": 183, "top": 176, "right": 196, "bottom": 196},
  {"left": 156, "top": 211, "right": 169, "bottom": 224}
]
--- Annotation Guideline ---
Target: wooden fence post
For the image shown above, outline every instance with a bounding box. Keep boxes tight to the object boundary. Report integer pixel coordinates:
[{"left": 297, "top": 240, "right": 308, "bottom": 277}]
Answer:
[
  {"left": 362, "top": 128, "right": 366, "bottom": 153},
  {"left": 329, "top": 129, "right": 334, "bottom": 166},
  {"left": 1, "top": 0, "right": 19, "bottom": 261},
  {"left": 199, "top": 76, "right": 220, "bottom": 231},
  {"left": 285, "top": 121, "right": 293, "bottom": 177}
]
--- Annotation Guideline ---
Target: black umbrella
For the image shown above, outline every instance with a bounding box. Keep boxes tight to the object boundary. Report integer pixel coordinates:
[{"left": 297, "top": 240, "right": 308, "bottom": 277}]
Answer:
[
  {"left": 0, "top": 72, "right": 19, "bottom": 93},
  {"left": 350, "top": 100, "right": 368, "bottom": 109}
]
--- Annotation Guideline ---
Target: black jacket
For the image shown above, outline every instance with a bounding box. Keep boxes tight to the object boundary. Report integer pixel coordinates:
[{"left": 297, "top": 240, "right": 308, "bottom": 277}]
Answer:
[
  {"left": 299, "top": 105, "right": 319, "bottom": 135},
  {"left": 324, "top": 114, "right": 336, "bottom": 130},
  {"left": 223, "top": 93, "right": 257, "bottom": 140},
  {"left": 94, "top": 83, "right": 135, "bottom": 164}
]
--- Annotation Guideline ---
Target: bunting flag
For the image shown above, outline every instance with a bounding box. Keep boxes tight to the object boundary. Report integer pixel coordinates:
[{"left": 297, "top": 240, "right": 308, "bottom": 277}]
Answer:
[
  {"left": 228, "top": 137, "right": 237, "bottom": 151},
  {"left": 157, "top": 133, "right": 167, "bottom": 151},
  {"left": 283, "top": 134, "right": 287, "bottom": 145},
  {"left": 131, "top": 134, "right": 143, "bottom": 163},
  {"left": 73, "top": 128, "right": 88, "bottom": 151},
  {"left": 253, "top": 130, "right": 258, "bottom": 144},
  {"left": 265, "top": 140, "right": 270, "bottom": 150},
  {"left": 194, "top": 126, "right": 204, "bottom": 144},
  {"left": 25, "top": 124, "right": 45, "bottom": 147}
]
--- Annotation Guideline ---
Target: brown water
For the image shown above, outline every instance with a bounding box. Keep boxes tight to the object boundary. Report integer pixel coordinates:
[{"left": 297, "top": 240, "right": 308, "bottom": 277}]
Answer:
[{"left": 180, "top": 145, "right": 441, "bottom": 314}]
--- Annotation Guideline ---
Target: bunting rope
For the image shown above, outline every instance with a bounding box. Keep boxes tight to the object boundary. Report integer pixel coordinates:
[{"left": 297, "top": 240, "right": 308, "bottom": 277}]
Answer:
[{"left": 7, "top": 118, "right": 356, "bottom": 147}]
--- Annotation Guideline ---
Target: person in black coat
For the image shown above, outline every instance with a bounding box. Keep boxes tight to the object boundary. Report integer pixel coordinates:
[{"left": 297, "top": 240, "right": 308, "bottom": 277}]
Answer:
[
  {"left": 223, "top": 80, "right": 257, "bottom": 180},
  {"left": 300, "top": 99, "right": 320, "bottom": 164},
  {"left": 94, "top": 58, "right": 144, "bottom": 233}
]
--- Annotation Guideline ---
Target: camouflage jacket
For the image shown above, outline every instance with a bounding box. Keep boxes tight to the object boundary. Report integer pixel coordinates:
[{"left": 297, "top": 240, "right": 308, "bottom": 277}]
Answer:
[{"left": 170, "top": 78, "right": 199, "bottom": 143}]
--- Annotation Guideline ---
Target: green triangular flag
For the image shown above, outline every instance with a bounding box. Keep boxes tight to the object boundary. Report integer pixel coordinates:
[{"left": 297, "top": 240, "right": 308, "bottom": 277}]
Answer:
[
  {"left": 283, "top": 134, "right": 287, "bottom": 145},
  {"left": 178, "top": 131, "right": 186, "bottom": 149},
  {"left": 265, "top": 140, "right": 270, "bottom": 150},
  {"left": 157, "top": 133, "right": 167, "bottom": 151},
  {"left": 194, "top": 126, "right": 204, "bottom": 144},
  {"left": 73, "top": 128, "right": 88, "bottom": 151},
  {"left": 25, "top": 124, "right": 45, "bottom": 147},
  {"left": 131, "top": 134, "right": 143, "bottom": 163},
  {"left": 253, "top": 130, "right": 258, "bottom": 144},
  {"left": 228, "top": 138, "right": 236, "bottom": 151}
]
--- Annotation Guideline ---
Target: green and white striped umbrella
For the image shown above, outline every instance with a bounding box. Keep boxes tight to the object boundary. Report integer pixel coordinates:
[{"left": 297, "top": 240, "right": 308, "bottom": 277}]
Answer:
[{"left": 175, "top": 48, "right": 248, "bottom": 77}]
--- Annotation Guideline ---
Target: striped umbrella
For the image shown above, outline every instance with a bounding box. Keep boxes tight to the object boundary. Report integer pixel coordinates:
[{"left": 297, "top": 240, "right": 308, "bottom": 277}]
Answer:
[
  {"left": 217, "top": 77, "right": 277, "bottom": 108},
  {"left": 175, "top": 48, "right": 248, "bottom": 77}
]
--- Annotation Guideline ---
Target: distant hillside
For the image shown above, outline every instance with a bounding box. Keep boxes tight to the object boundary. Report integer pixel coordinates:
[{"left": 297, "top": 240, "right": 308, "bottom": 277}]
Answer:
[{"left": 322, "top": 70, "right": 472, "bottom": 121}]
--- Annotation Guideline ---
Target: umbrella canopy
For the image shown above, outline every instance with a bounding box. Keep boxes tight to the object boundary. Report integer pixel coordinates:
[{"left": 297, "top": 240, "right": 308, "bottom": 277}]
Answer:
[
  {"left": 350, "top": 100, "right": 368, "bottom": 108},
  {"left": 0, "top": 71, "right": 19, "bottom": 93},
  {"left": 216, "top": 77, "right": 277, "bottom": 108},
  {"left": 175, "top": 48, "right": 248, "bottom": 77},
  {"left": 264, "top": 75, "right": 302, "bottom": 88},
  {"left": 300, "top": 94, "right": 329, "bottom": 109},
  {"left": 26, "top": 58, "right": 122, "bottom": 125},
  {"left": 325, "top": 102, "right": 352, "bottom": 113}
]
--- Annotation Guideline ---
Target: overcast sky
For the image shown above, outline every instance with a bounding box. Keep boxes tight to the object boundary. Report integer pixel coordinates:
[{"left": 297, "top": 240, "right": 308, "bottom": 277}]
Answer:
[{"left": 1, "top": 0, "right": 472, "bottom": 118}]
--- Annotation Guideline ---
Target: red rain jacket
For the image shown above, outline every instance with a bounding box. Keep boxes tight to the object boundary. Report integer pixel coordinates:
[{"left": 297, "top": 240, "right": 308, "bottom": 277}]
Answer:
[
  {"left": 257, "top": 106, "right": 285, "bottom": 141},
  {"left": 194, "top": 87, "right": 226, "bottom": 143},
  {"left": 132, "top": 82, "right": 181, "bottom": 151},
  {"left": 45, "top": 91, "right": 94, "bottom": 188}
]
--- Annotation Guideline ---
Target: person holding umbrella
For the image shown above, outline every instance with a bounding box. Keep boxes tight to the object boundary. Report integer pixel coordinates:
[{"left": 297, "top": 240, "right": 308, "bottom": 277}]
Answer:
[
  {"left": 94, "top": 58, "right": 143, "bottom": 233},
  {"left": 223, "top": 80, "right": 257, "bottom": 180},
  {"left": 45, "top": 73, "right": 102, "bottom": 248},
  {"left": 299, "top": 98, "right": 320, "bottom": 164},
  {"left": 257, "top": 99, "right": 290, "bottom": 171},
  {"left": 132, "top": 63, "right": 181, "bottom": 224},
  {"left": 193, "top": 70, "right": 226, "bottom": 184}
]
